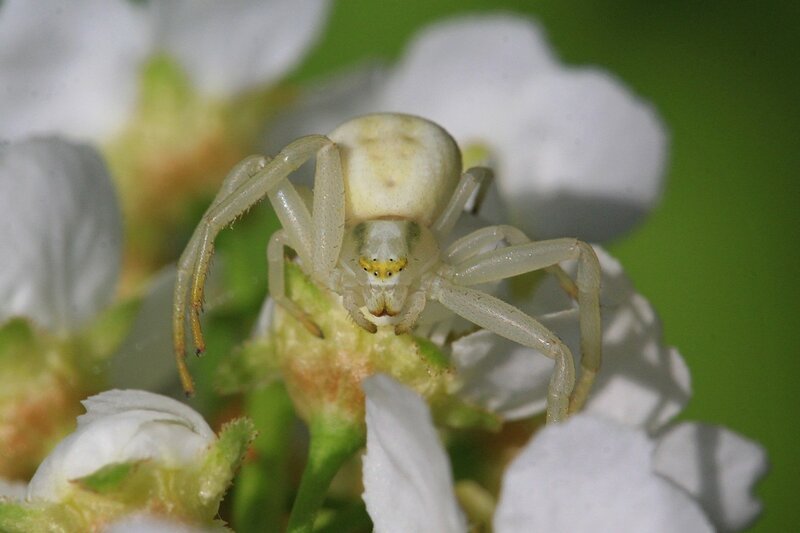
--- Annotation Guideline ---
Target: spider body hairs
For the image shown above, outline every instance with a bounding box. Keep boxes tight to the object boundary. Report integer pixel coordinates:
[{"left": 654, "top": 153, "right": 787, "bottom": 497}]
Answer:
[{"left": 173, "top": 113, "right": 601, "bottom": 423}]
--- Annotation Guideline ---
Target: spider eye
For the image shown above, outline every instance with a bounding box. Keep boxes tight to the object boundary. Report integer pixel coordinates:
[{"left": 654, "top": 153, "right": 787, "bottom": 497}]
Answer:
[
  {"left": 388, "top": 272, "right": 392, "bottom": 276},
  {"left": 373, "top": 272, "right": 378, "bottom": 276}
]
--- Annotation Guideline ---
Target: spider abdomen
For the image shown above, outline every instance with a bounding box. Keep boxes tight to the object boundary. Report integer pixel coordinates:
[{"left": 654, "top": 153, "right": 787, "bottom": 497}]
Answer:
[{"left": 329, "top": 113, "right": 462, "bottom": 226}]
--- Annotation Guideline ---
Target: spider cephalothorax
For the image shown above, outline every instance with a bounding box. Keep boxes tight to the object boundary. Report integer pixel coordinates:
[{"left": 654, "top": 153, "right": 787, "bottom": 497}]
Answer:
[{"left": 173, "top": 113, "right": 601, "bottom": 423}]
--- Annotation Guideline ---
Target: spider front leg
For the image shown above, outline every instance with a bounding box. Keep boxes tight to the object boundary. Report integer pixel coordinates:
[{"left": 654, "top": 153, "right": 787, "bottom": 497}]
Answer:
[
  {"left": 447, "top": 237, "right": 601, "bottom": 415},
  {"left": 174, "top": 155, "right": 269, "bottom": 393},
  {"left": 432, "top": 279, "right": 576, "bottom": 423},
  {"left": 173, "top": 135, "right": 336, "bottom": 394}
]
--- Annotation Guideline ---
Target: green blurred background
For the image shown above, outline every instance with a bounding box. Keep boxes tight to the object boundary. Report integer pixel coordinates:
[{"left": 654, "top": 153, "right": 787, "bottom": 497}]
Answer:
[{"left": 288, "top": 1, "right": 798, "bottom": 531}]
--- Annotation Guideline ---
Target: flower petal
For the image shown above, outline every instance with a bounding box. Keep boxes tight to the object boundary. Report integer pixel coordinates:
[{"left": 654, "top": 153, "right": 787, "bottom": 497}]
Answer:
[
  {"left": 653, "top": 422, "right": 768, "bottom": 531},
  {"left": 27, "top": 390, "right": 214, "bottom": 502},
  {"left": 381, "top": 15, "right": 556, "bottom": 113},
  {"left": 381, "top": 16, "right": 666, "bottom": 241},
  {"left": 0, "top": 0, "right": 151, "bottom": 141},
  {"left": 452, "top": 330, "right": 551, "bottom": 420},
  {"left": 151, "top": 0, "right": 330, "bottom": 97},
  {"left": 0, "top": 138, "right": 122, "bottom": 333},
  {"left": 494, "top": 414, "right": 713, "bottom": 532},
  {"left": 496, "top": 69, "right": 668, "bottom": 241},
  {"left": 362, "top": 374, "right": 466, "bottom": 533}
]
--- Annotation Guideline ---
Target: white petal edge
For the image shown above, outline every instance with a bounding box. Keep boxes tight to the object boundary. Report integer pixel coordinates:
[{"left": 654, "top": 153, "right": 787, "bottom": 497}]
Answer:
[
  {"left": 494, "top": 414, "right": 714, "bottom": 533},
  {"left": 77, "top": 390, "right": 214, "bottom": 438},
  {"left": 362, "top": 374, "right": 466, "bottom": 533},
  {"left": 0, "top": 0, "right": 151, "bottom": 141},
  {"left": 0, "top": 138, "right": 122, "bottom": 333},
  {"left": 653, "top": 422, "right": 768, "bottom": 531},
  {"left": 151, "top": 0, "right": 330, "bottom": 97},
  {"left": 27, "top": 390, "right": 215, "bottom": 502}
]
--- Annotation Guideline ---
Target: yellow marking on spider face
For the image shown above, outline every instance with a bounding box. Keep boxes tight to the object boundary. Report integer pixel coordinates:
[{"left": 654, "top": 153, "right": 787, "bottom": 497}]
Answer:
[{"left": 358, "top": 256, "right": 407, "bottom": 280}]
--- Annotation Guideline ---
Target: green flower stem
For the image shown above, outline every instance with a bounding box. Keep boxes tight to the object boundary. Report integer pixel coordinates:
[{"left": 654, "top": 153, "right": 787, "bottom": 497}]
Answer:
[
  {"left": 286, "top": 415, "right": 364, "bottom": 533},
  {"left": 232, "top": 382, "right": 295, "bottom": 532}
]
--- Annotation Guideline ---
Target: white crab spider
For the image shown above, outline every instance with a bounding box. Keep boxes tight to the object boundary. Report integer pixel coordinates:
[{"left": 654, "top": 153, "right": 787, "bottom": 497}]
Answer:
[{"left": 173, "top": 113, "right": 601, "bottom": 423}]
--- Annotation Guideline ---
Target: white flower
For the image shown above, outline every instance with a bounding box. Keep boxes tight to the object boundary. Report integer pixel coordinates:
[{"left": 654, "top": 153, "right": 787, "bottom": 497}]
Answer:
[
  {"left": 0, "top": 0, "right": 330, "bottom": 142},
  {"left": 363, "top": 374, "right": 764, "bottom": 532},
  {"left": 270, "top": 15, "right": 667, "bottom": 241},
  {"left": 27, "top": 389, "right": 215, "bottom": 502},
  {"left": 448, "top": 246, "right": 767, "bottom": 530},
  {"left": 0, "top": 137, "right": 122, "bottom": 333}
]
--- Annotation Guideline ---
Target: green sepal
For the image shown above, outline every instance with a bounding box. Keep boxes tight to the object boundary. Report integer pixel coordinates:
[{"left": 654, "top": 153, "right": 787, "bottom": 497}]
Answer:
[
  {"left": 413, "top": 335, "right": 450, "bottom": 369},
  {"left": 198, "top": 418, "right": 257, "bottom": 507},
  {"left": 0, "top": 316, "right": 37, "bottom": 352},
  {"left": 0, "top": 317, "right": 48, "bottom": 378},
  {"left": 72, "top": 461, "right": 141, "bottom": 495}
]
